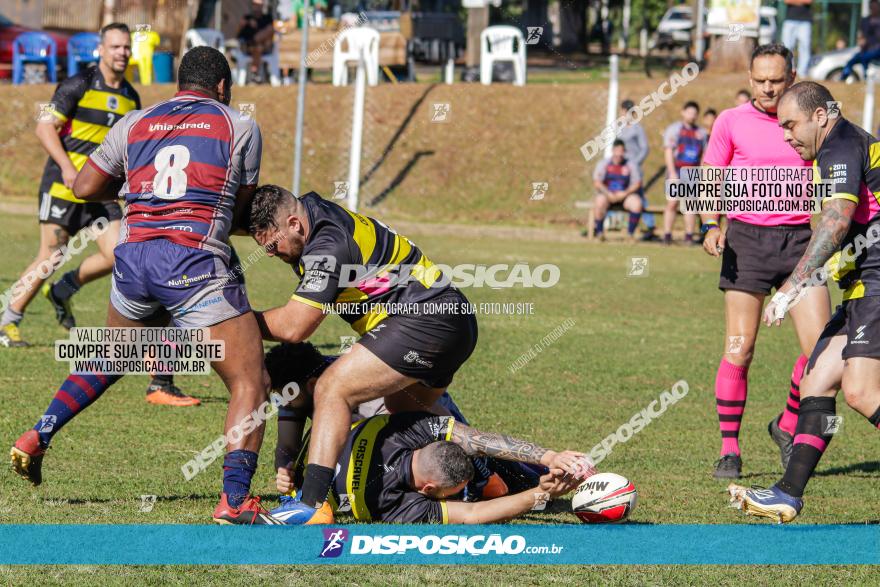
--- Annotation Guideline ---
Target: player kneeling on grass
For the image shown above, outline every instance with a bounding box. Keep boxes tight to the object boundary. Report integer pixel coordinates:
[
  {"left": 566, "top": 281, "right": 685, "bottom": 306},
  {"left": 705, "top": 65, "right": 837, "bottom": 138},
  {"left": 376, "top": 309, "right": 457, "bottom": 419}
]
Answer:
[
  {"left": 592, "top": 139, "right": 643, "bottom": 242},
  {"left": 263, "top": 342, "right": 545, "bottom": 520},
  {"left": 729, "top": 82, "right": 880, "bottom": 522},
  {"left": 248, "top": 186, "right": 484, "bottom": 524}
]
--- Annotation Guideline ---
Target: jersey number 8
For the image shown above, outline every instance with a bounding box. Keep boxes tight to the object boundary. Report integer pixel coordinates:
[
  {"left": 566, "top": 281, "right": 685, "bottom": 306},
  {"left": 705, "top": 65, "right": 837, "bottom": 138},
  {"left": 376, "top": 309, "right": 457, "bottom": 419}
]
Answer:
[{"left": 153, "top": 145, "right": 191, "bottom": 199}]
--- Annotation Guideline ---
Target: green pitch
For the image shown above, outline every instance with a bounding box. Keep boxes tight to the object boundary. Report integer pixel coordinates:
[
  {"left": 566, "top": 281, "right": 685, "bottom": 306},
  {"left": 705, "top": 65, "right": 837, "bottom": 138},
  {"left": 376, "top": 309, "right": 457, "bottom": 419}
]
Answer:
[{"left": 0, "top": 211, "right": 876, "bottom": 584}]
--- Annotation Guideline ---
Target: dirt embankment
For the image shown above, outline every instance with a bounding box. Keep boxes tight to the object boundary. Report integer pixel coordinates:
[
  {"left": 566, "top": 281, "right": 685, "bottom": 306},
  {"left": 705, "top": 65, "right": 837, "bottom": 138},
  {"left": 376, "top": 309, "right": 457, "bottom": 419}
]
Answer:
[{"left": 0, "top": 74, "right": 874, "bottom": 228}]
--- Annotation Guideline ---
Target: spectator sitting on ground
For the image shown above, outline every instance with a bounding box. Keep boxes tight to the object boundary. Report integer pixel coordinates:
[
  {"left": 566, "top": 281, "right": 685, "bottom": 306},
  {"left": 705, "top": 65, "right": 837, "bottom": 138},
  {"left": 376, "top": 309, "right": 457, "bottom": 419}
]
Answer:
[{"left": 592, "top": 139, "right": 643, "bottom": 242}]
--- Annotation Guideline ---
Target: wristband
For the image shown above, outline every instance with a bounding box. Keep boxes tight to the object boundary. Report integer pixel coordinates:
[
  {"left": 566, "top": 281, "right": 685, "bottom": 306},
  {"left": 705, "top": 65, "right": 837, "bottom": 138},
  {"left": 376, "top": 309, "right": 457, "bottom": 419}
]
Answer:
[
  {"left": 770, "top": 290, "right": 793, "bottom": 321},
  {"left": 700, "top": 221, "right": 719, "bottom": 234}
]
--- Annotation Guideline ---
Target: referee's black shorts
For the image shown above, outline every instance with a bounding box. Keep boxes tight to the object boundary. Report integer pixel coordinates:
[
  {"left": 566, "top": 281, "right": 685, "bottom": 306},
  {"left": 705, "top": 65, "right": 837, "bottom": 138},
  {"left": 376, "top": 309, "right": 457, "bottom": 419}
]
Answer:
[{"left": 719, "top": 219, "right": 812, "bottom": 295}]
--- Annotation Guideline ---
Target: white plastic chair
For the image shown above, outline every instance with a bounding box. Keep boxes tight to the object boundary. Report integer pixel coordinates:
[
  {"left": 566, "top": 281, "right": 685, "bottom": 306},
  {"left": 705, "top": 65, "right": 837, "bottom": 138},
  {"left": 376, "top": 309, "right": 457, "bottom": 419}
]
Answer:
[
  {"left": 332, "top": 27, "right": 380, "bottom": 87},
  {"left": 233, "top": 35, "right": 282, "bottom": 87},
  {"left": 185, "top": 28, "right": 225, "bottom": 54},
  {"left": 480, "top": 25, "right": 526, "bottom": 86}
]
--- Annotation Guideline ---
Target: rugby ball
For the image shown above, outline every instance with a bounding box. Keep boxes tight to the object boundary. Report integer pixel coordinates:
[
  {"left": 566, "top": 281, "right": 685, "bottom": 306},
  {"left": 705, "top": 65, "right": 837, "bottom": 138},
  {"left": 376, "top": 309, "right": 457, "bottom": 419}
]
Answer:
[{"left": 571, "top": 472, "right": 637, "bottom": 523}]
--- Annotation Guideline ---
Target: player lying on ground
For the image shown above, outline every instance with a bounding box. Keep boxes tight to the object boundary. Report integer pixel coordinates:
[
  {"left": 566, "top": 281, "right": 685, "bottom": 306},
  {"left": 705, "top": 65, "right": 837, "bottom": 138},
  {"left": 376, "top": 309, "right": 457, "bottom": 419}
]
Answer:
[
  {"left": 0, "top": 22, "right": 198, "bottom": 406},
  {"left": 699, "top": 43, "right": 831, "bottom": 479},
  {"left": 248, "top": 185, "right": 486, "bottom": 524},
  {"left": 274, "top": 408, "right": 591, "bottom": 524},
  {"left": 10, "top": 47, "right": 281, "bottom": 525},
  {"left": 729, "top": 82, "right": 880, "bottom": 522},
  {"left": 262, "top": 342, "right": 545, "bottom": 522}
]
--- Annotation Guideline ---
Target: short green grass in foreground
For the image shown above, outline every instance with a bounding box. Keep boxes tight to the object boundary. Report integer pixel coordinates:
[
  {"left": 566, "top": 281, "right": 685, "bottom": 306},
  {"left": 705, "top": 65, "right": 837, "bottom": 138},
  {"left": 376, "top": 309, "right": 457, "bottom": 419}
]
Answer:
[{"left": 0, "top": 213, "right": 875, "bottom": 583}]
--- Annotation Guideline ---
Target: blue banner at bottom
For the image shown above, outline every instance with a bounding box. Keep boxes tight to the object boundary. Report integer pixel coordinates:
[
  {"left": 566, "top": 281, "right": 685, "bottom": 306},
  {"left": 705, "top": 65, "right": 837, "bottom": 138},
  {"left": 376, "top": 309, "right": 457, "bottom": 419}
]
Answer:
[{"left": 0, "top": 524, "right": 877, "bottom": 565}]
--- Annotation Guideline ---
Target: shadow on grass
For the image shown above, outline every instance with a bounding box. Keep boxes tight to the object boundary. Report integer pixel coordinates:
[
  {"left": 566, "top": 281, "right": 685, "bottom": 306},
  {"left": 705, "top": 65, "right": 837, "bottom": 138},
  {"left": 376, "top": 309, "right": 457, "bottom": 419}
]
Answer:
[
  {"left": 63, "top": 493, "right": 218, "bottom": 506},
  {"left": 815, "top": 461, "right": 880, "bottom": 477}
]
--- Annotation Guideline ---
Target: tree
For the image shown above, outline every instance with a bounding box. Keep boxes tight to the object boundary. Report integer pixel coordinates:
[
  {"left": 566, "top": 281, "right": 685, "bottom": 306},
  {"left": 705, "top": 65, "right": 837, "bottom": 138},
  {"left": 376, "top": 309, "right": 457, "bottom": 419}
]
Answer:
[{"left": 559, "top": 0, "right": 587, "bottom": 52}]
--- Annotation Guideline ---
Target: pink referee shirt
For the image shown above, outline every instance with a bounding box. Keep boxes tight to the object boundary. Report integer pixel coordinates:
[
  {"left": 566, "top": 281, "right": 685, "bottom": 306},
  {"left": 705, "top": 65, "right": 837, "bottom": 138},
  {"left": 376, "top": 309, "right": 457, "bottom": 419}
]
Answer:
[{"left": 702, "top": 101, "right": 813, "bottom": 226}]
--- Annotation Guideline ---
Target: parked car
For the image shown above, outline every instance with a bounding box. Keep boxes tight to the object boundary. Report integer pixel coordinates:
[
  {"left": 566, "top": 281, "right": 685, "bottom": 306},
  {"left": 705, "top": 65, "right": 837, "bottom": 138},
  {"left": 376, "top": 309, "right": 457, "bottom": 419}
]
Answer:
[
  {"left": 805, "top": 46, "right": 877, "bottom": 81},
  {"left": 0, "top": 11, "right": 70, "bottom": 80},
  {"left": 652, "top": 6, "right": 695, "bottom": 51},
  {"left": 652, "top": 5, "right": 776, "bottom": 52}
]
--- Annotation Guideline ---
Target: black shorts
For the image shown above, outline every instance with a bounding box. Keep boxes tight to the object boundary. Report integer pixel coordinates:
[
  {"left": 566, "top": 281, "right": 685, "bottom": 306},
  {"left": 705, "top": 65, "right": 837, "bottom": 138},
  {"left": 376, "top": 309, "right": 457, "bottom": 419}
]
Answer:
[
  {"left": 358, "top": 290, "right": 478, "bottom": 388},
  {"left": 816, "top": 297, "right": 880, "bottom": 360},
  {"left": 719, "top": 219, "right": 812, "bottom": 295},
  {"left": 38, "top": 187, "right": 122, "bottom": 235}
]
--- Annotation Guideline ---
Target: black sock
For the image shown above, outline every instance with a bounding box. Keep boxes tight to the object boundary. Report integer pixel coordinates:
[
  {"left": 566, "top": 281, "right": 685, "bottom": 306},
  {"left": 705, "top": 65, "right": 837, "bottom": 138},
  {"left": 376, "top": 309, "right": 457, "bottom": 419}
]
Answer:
[
  {"left": 149, "top": 373, "right": 173, "bottom": 387},
  {"left": 868, "top": 405, "right": 880, "bottom": 430},
  {"left": 52, "top": 269, "right": 82, "bottom": 301},
  {"left": 300, "top": 463, "right": 334, "bottom": 508},
  {"left": 778, "top": 396, "right": 836, "bottom": 498}
]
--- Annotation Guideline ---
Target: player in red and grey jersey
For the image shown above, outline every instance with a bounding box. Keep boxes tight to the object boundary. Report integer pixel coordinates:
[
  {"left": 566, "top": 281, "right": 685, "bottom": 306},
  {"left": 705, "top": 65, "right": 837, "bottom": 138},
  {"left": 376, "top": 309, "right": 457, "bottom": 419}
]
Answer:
[
  {"left": 10, "top": 48, "right": 280, "bottom": 525},
  {"left": 90, "top": 77, "right": 261, "bottom": 264}
]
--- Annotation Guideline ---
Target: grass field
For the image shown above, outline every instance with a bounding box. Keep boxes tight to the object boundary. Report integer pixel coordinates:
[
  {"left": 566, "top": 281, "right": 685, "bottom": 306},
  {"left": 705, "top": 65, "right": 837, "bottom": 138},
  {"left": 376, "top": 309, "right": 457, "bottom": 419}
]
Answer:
[{"left": 0, "top": 203, "right": 877, "bottom": 584}]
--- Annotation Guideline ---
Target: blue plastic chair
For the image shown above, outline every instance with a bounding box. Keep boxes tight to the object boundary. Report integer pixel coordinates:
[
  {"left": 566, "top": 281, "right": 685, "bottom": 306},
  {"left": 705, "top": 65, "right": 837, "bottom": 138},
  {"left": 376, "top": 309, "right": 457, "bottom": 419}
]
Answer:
[
  {"left": 67, "top": 32, "right": 100, "bottom": 77},
  {"left": 12, "top": 32, "right": 57, "bottom": 85}
]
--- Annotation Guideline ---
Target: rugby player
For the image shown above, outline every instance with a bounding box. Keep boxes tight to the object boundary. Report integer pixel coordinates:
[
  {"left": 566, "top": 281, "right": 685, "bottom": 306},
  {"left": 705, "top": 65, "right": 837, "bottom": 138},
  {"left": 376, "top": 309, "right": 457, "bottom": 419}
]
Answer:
[
  {"left": 1, "top": 23, "right": 135, "bottom": 346},
  {"left": 662, "top": 101, "right": 707, "bottom": 245},
  {"left": 248, "top": 186, "right": 586, "bottom": 524},
  {"left": 10, "top": 47, "right": 280, "bottom": 525},
  {"left": 0, "top": 23, "right": 196, "bottom": 407},
  {"left": 730, "top": 82, "right": 880, "bottom": 522},
  {"left": 262, "top": 342, "right": 539, "bottom": 517},
  {"left": 274, "top": 409, "right": 588, "bottom": 524},
  {"left": 592, "top": 139, "right": 643, "bottom": 242},
  {"left": 699, "top": 44, "right": 831, "bottom": 479},
  {"left": 617, "top": 99, "right": 655, "bottom": 240},
  {"left": 247, "top": 185, "right": 479, "bottom": 523}
]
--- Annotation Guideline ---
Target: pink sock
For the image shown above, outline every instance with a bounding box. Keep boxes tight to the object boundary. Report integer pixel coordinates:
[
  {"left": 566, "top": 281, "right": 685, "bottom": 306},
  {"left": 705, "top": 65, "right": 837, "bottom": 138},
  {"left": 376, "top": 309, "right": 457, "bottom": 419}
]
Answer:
[
  {"left": 716, "top": 359, "right": 749, "bottom": 456},
  {"left": 778, "top": 354, "right": 807, "bottom": 436}
]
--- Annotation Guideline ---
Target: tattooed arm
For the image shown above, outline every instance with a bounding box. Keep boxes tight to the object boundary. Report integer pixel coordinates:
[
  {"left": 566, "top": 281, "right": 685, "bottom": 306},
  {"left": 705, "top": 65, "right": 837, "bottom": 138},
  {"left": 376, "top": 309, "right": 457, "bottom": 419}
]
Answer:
[
  {"left": 450, "top": 422, "right": 594, "bottom": 478},
  {"left": 787, "top": 198, "right": 856, "bottom": 289},
  {"left": 764, "top": 197, "right": 856, "bottom": 326}
]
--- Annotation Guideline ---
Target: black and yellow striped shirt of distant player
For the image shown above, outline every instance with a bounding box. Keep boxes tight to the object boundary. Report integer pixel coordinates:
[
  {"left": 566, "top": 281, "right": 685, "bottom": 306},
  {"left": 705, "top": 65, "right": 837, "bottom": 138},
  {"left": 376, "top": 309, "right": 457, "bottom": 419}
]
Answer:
[
  {"left": 41, "top": 65, "right": 140, "bottom": 204},
  {"left": 290, "top": 192, "right": 452, "bottom": 335}
]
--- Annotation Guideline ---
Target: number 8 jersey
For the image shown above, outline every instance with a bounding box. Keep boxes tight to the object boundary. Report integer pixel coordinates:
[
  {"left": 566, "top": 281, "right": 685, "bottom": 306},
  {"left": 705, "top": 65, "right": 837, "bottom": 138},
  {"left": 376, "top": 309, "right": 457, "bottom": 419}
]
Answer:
[{"left": 87, "top": 90, "right": 262, "bottom": 262}]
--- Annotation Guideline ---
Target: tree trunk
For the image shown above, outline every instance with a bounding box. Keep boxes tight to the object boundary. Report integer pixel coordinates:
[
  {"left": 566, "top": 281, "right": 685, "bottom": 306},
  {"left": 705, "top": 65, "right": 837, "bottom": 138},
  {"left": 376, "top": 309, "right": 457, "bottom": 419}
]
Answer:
[
  {"left": 465, "top": 6, "right": 490, "bottom": 68},
  {"left": 559, "top": 0, "right": 586, "bottom": 53},
  {"left": 708, "top": 34, "right": 754, "bottom": 72},
  {"left": 524, "top": 0, "right": 550, "bottom": 46}
]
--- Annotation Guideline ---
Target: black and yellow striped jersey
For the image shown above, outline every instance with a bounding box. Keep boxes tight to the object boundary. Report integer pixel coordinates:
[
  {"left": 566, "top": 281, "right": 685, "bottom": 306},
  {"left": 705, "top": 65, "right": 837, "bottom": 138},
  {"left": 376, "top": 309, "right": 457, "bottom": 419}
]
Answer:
[
  {"left": 331, "top": 412, "right": 455, "bottom": 523},
  {"left": 292, "top": 192, "right": 453, "bottom": 335},
  {"left": 41, "top": 65, "right": 140, "bottom": 204},
  {"left": 816, "top": 118, "right": 880, "bottom": 300}
]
